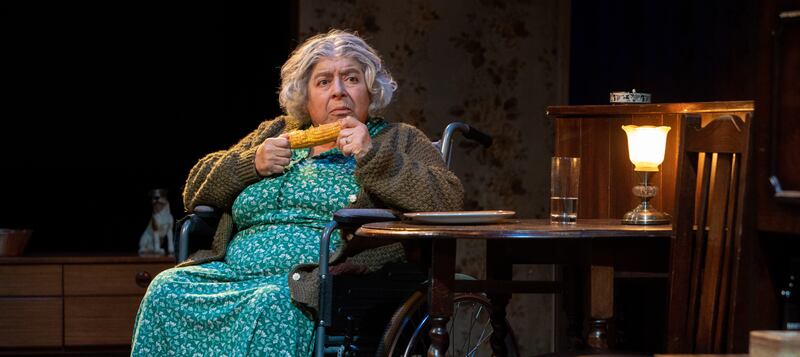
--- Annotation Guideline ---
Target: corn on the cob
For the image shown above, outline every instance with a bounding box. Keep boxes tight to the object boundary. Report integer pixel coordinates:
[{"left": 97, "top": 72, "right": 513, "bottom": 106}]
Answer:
[{"left": 287, "top": 121, "right": 342, "bottom": 148}]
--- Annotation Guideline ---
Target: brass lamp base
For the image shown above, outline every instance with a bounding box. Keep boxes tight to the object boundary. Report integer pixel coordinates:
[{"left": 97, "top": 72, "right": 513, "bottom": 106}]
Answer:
[
  {"left": 621, "top": 201, "right": 671, "bottom": 225},
  {"left": 622, "top": 171, "right": 671, "bottom": 225}
]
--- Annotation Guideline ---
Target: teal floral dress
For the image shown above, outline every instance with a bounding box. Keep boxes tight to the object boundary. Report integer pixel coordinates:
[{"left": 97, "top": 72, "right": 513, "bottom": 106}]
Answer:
[{"left": 131, "top": 119, "right": 386, "bottom": 356}]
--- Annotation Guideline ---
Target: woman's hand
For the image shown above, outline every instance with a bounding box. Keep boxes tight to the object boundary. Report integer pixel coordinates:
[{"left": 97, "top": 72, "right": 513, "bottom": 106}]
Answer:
[
  {"left": 255, "top": 135, "right": 291, "bottom": 177},
  {"left": 337, "top": 116, "right": 372, "bottom": 160}
]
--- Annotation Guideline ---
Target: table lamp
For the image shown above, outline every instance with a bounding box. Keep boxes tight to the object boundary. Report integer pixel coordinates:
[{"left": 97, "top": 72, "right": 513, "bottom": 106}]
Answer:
[{"left": 621, "top": 125, "right": 671, "bottom": 225}]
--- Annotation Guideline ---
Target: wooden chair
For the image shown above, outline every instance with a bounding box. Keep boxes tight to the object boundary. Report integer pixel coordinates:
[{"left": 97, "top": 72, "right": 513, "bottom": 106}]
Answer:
[{"left": 666, "top": 114, "right": 752, "bottom": 353}]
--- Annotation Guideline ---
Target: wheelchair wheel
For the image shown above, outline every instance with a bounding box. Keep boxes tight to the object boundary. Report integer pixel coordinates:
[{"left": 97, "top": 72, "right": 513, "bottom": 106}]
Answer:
[{"left": 377, "top": 290, "right": 519, "bottom": 357}]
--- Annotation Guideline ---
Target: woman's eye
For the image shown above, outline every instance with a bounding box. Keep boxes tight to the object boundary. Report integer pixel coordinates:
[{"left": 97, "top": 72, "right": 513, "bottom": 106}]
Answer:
[
  {"left": 317, "top": 79, "right": 329, "bottom": 86},
  {"left": 346, "top": 76, "right": 359, "bottom": 83}
]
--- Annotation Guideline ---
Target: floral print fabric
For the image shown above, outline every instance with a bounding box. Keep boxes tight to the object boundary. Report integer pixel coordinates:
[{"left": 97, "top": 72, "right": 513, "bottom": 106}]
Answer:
[{"left": 131, "top": 119, "right": 386, "bottom": 356}]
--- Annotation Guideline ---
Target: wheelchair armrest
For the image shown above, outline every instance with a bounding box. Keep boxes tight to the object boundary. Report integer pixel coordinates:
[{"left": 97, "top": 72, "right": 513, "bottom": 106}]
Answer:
[
  {"left": 176, "top": 206, "right": 221, "bottom": 263},
  {"left": 192, "top": 205, "right": 217, "bottom": 214},
  {"left": 332, "top": 208, "right": 400, "bottom": 227},
  {"left": 320, "top": 209, "right": 401, "bottom": 269}
]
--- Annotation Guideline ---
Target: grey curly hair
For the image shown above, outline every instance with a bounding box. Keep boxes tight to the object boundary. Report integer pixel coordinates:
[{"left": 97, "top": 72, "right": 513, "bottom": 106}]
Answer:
[{"left": 279, "top": 29, "right": 398, "bottom": 122}]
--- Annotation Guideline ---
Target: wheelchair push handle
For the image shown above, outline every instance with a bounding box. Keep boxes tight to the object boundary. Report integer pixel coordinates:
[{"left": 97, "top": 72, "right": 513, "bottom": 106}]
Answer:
[
  {"left": 176, "top": 205, "right": 221, "bottom": 263},
  {"left": 440, "top": 122, "right": 493, "bottom": 169},
  {"left": 442, "top": 122, "right": 493, "bottom": 148},
  {"left": 462, "top": 124, "right": 493, "bottom": 148}
]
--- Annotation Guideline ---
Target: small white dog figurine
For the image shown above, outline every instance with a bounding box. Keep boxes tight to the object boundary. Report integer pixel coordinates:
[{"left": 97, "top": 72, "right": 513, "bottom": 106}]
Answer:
[{"left": 138, "top": 189, "right": 174, "bottom": 256}]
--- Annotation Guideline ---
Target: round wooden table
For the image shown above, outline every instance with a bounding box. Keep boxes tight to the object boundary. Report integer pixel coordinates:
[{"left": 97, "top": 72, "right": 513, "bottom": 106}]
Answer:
[{"left": 356, "top": 218, "right": 672, "bottom": 356}]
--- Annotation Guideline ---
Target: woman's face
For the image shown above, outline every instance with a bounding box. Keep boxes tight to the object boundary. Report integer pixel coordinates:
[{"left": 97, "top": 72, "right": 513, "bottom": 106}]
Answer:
[{"left": 306, "top": 56, "right": 370, "bottom": 125}]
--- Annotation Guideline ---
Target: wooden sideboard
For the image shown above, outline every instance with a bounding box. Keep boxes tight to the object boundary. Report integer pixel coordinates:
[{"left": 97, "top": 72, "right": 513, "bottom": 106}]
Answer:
[
  {"left": 547, "top": 101, "right": 755, "bottom": 352},
  {"left": 0, "top": 255, "right": 174, "bottom": 354}
]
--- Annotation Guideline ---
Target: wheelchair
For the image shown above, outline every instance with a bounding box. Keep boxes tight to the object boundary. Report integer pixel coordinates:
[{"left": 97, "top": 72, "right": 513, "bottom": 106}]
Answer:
[{"left": 177, "top": 122, "right": 520, "bottom": 356}]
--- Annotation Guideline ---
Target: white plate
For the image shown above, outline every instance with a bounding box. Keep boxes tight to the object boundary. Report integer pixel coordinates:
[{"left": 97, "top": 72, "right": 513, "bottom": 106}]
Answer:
[{"left": 404, "top": 210, "right": 516, "bottom": 224}]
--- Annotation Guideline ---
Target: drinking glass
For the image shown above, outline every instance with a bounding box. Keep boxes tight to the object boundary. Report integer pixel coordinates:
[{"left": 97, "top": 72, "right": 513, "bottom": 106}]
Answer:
[{"left": 550, "top": 157, "right": 580, "bottom": 224}]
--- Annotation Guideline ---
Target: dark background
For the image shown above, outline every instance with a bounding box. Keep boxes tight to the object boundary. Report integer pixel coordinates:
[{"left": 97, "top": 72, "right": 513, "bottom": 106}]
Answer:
[
  {"left": 0, "top": 2, "right": 295, "bottom": 252},
  {"left": 0, "top": 0, "right": 756, "bottom": 254},
  {"left": 569, "top": 0, "right": 757, "bottom": 104}
]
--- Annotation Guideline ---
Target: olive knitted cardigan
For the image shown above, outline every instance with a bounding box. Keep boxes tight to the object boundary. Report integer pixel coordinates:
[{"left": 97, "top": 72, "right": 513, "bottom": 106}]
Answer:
[{"left": 179, "top": 115, "right": 463, "bottom": 316}]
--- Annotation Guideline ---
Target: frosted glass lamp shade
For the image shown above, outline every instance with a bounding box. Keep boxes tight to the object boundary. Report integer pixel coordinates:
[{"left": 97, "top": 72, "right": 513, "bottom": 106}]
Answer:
[{"left": 622, "top": 125, "right": 671, "bottom": 172}]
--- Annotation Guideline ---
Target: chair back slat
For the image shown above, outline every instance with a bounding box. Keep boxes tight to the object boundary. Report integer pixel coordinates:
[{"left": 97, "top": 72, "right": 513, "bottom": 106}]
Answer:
[
  {"left": 713, "top": 152, "right": 741, "bottom": 349},
  {"left": 694, "top": 153, "right": 711, "bottom": 231},
  {"left": 696, "top": 152, "right": 733, "bottom": 350},
  {"left": 684, "top": 151, "right": 711, "bottom": 348},
  {"left": 667, "top": 114, "right": 751, "bottom": 353}
]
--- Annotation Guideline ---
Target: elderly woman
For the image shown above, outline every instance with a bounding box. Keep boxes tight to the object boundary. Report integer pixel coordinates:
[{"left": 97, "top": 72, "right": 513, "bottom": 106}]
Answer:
[{"left": 131, "top": 30, "right": 463, "bottom": 356}]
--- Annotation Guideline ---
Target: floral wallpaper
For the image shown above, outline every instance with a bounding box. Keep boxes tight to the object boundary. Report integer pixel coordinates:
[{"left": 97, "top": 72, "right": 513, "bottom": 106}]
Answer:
[{"left": 299, "top": 0, "right": 569, "bottom": 354}]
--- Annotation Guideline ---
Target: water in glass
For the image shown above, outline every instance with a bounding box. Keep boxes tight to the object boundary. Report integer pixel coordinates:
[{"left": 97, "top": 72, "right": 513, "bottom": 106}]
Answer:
[{"left": 550, "top": 196, "right": 578, "bottom": 224}]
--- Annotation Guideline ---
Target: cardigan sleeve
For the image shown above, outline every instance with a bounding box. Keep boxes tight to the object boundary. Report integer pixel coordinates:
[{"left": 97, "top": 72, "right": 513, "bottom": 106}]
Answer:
[
  {"left": 182, "top": 117, "right": 289, "bottom": 211},
  {"left": 354, "top": 123, "right": 464, "bottom": 212}
]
